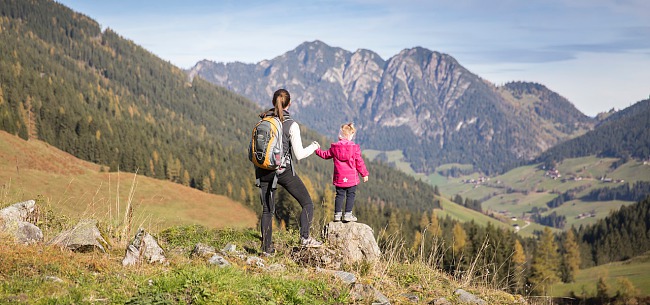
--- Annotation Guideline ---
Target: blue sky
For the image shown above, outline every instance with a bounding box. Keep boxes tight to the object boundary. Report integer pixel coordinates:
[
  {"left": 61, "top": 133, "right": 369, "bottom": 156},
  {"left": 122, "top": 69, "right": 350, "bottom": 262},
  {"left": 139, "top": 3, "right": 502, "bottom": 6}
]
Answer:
[{"left": 56, "top": 0, "right": 650, "bottom": 117}]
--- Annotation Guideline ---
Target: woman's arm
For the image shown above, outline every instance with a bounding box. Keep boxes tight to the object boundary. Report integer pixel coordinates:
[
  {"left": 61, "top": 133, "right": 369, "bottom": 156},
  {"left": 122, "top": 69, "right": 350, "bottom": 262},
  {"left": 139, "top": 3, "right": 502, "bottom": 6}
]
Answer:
[
  {"left": 315, "top": 148, "right": 333, "bottom": 159},
  {"left": 289, "top": 122, "right": 318, "bottom": 160}
]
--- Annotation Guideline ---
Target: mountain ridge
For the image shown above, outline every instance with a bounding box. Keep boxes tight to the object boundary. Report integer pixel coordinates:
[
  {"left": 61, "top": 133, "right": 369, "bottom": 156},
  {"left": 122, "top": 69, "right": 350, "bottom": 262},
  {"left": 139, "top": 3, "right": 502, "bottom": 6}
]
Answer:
[{"left": 189, "top": 40, "right": 595, "bottom": 174}]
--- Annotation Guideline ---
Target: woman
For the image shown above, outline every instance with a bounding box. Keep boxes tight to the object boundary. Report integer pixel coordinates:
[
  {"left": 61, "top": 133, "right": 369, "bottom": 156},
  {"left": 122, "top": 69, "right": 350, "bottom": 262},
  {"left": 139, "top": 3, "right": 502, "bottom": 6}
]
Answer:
[{"left": 256, "top": 88, "right": 322, "bottom": 255}]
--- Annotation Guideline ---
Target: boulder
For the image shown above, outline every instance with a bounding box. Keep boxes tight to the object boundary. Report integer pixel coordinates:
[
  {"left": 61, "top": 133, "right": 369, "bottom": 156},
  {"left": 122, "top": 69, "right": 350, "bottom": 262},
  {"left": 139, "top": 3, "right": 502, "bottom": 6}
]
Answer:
[
  {"left": 122, "top": 228, "right": 166, "bottom": 266},
  {"left": 49, "top": 219, "right": 109, "bottom": 252},
  {"left": 0, "top": 200, "right": 37, "bottom": 221},
  {"left": 0, "top": 200, "right": 43, "bottom": 245},
  {"left": 323, "top": 221, "right": 381, "bottom": 265}
]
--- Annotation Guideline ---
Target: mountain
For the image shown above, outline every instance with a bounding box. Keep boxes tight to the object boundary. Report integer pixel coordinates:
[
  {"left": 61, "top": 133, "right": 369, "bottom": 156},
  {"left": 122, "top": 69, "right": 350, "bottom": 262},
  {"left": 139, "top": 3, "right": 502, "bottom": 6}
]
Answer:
[
  {"left": 189, "top": 41, "right": 594, "bottom": 174},
  {"left": 535, "top": 99, "right": 650, "bottom": 165}
]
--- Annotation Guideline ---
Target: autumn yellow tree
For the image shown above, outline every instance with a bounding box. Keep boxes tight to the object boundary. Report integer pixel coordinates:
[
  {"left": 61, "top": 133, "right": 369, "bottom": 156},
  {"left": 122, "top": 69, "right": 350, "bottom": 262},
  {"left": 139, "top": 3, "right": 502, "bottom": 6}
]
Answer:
[
  {"left": 512, "top": 239, "right": 527, "bottom": 293},
  {"left": 561, "top": 229, "right": 580, "bottom": 282},
  {"left": 452, "top": 222, "right": 467, "bottom": 254},
  {"left": 529, "top": 227, "right": 560, "bottom": 295},
  {"left": 201, "top": 176, "right": 211, "bottom": 193},
  {"left": 411, "top": 230, "right": 423, "bottom": 257},
  {"left": 182, "top": 170, "right": 190, "bottom": 186},
  {"left": 430, "top": 211, "right": 442, "bottom": 238},
  {"left": 616, "top": 277, "right": 639, "bottom": 304}
]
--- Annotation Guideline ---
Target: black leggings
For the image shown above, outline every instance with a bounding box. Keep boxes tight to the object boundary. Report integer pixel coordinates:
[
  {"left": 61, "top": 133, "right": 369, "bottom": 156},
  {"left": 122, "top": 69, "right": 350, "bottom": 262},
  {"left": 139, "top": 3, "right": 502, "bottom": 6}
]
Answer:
[
  {"left": 257, "top": 166, "right": 314, "bottom": 251},
  {"left": 335, "top": 185, "right": 357, "bottom": 213}
]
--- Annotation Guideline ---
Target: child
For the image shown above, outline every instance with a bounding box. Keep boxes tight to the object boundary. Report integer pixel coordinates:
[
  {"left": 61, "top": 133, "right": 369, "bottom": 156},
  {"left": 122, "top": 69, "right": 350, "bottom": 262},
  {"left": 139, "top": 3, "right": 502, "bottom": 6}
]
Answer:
[{"left": 315, "top": 123, "right": 369, "bottom": 222}]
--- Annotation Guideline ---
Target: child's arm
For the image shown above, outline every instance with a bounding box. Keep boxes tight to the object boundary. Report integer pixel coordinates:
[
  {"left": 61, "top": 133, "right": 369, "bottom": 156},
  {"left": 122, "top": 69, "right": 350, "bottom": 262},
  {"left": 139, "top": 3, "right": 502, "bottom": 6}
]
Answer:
[
  {"left": 354, "top": 145, "right": 369, "bottom": 179},
  {"left": 314, "top": 147, "right": 333, "bottom": 159}
]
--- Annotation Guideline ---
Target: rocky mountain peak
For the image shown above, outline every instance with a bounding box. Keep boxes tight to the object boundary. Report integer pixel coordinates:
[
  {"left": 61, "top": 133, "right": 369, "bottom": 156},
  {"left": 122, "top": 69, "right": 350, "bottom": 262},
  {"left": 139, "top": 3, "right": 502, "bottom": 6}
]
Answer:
[{"left": 189, "top": 41, "right": 593, "bottom": 174}]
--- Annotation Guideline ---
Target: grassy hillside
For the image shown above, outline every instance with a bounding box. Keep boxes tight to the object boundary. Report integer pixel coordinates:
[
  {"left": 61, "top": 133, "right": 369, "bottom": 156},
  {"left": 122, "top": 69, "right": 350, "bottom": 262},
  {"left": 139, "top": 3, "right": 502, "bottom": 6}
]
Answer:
[
  {"left": 436, "top": 156, "right": 649, "bottom": 230},
  {"left": 436, "top": 197, "right": 510, "bottom": 230},
  {"left": 550, "top": 252, "right": 650, "bottom": 298},
  {"left": 0, "top": 131, "right": 257, "bottom": 233}
]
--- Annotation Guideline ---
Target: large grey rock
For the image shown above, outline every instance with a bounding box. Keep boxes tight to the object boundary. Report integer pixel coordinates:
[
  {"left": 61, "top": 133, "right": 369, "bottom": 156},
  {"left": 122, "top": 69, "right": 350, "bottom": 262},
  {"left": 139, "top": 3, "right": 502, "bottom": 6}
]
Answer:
[
  {"left": 323, "top": 221, "right": 381, "bottom": 265},
  {"left": 122, "top": 228, "right": 166, "bottom": 266},
  {"left": 49, "top": 219, "right": 109, "bottom": 252},
  {"left": 0, "top": 200, "right": 37, "bottom": 221},
  {"left": 0, "top": 200, "right": 42, "bottom": 244}
]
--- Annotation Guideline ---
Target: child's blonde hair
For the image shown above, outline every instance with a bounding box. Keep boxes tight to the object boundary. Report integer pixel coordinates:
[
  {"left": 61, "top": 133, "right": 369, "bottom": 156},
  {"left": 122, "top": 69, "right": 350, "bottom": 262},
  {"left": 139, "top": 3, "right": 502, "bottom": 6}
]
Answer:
[{"left": 339, "top": 123, "right": 356, "bottom": 140}]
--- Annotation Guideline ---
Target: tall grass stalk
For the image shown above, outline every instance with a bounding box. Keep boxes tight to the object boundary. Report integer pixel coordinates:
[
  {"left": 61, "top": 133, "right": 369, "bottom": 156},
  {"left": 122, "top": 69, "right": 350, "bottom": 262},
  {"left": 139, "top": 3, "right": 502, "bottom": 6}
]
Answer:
[{"left": 120, "top": 169, "right": 139, "bottom": 247}]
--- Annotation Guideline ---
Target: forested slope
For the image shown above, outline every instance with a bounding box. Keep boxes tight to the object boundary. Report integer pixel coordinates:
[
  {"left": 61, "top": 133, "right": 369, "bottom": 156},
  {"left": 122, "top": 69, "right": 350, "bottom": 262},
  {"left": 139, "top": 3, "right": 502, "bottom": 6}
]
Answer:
[{"left": 0, "top": 0, "right": 440, "bottom": 231}]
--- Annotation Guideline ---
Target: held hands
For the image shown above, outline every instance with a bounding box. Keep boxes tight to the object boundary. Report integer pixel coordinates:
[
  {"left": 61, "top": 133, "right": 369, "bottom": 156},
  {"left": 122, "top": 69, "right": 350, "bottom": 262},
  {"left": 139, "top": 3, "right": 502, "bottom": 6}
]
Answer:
[
  {"left": 311, "top": 141, "right": 320, "bottom": 149},
  {"left": 363, "top": 176, "right": 369, "bottom": 183}
]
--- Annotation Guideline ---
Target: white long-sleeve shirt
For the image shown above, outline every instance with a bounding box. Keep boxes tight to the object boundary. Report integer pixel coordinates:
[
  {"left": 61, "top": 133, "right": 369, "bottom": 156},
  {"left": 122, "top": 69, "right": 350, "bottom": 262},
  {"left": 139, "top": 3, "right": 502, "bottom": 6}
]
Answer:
[{"left": 289, "top": 122, "right": 318, "bottom": 160}]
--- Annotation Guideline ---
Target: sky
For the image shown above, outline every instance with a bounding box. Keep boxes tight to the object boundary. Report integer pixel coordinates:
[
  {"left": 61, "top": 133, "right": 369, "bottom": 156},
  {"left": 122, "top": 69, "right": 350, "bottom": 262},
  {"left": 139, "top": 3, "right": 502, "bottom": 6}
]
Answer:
[{"left": 56, "top": 0, "right": 650, "bottom": 117}]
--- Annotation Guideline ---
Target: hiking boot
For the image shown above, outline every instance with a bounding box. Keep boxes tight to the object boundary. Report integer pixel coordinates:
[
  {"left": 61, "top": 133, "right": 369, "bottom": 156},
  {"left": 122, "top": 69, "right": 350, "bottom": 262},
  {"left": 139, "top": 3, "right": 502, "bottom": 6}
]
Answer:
[
  {"left": 262, "top": 243, "right": 276, "bottom": 256},
  {"left": 333, "top": 212, "right": 342, "bottom": 222},
  {"left": 342, "top": 213, "right": 357, "bottom": 223},
  {"left": 300, "top": 237, "right": 323, "bottom": 248}
]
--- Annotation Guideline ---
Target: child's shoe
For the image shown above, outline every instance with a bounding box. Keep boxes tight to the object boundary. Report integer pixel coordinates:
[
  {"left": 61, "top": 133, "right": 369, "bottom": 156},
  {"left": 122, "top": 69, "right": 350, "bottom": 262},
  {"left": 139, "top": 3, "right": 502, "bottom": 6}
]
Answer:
[
  {"left": 342, "top": 212, "right": 357, "bottom": 223},
  {"left": 300, "top": 237, "right": 323, "bottom": 248},
  {"left": 334, "top": 212, "right": 342, "bottom": 222}
]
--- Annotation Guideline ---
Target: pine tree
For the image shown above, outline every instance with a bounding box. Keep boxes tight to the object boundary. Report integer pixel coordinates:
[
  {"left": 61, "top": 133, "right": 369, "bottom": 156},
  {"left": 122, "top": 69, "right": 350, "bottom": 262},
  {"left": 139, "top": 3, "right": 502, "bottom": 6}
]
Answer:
[
  {"left": 528, "top": 227, "right": 560, "bottom": 295},
  {"left": 561, "top": 229, "right": 580, "bottom": 282}
]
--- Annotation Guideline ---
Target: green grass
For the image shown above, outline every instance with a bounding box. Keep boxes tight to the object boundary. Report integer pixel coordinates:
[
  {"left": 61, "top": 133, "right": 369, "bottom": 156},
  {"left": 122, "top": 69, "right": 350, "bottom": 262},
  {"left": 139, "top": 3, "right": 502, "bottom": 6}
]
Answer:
[
  {"left": 550, "top": 253, "right": 650, "bottom": 298},
  {"left": 554, "top": 200, "right": 636, "bottom": 228},
  {"left": 0, "top": 223, "right": 528, "bottom": 305},
  {"left": 610, "top": 161, "right": 650, "bottom": 183},
  {"left": 437, "top": 198, "right": 510, "bottom": 230},
  {"left": 482, "top": 192, "right": 553, "bottom": 216},
  {"left": 435, "top": 163, "right": 474, "bottom": 171},
  {"left": 363, "top": 149, "right": 427, "bottom": 180}
]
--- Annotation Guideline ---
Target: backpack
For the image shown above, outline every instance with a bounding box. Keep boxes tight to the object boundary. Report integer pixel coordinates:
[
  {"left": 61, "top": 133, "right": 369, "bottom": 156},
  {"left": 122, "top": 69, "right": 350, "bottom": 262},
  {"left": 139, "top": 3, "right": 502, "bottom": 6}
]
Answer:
[{"left": 249, "top": 115, "right": 286, "bottom": 171}]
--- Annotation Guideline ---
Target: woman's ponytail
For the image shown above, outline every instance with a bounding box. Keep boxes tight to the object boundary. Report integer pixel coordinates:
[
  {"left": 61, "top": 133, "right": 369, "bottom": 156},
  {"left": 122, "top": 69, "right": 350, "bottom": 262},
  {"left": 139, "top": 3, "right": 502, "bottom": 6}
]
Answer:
[{"left": 272, "top": 89, "right": 290, "bottom": 121}]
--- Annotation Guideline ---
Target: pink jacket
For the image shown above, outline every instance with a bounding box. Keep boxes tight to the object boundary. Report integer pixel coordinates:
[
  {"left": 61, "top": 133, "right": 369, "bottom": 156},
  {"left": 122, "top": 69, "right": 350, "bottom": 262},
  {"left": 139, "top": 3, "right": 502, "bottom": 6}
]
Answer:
[{"left": 315, "top": 139, "right": 369, "bottom": 188}]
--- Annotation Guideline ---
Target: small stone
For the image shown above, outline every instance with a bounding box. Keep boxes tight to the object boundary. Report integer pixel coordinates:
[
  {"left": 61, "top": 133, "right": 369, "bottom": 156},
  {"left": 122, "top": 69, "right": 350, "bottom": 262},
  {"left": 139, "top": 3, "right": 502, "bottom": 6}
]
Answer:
[{"left": 208, "top": 254, "right": 231, "bottom": 267}]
